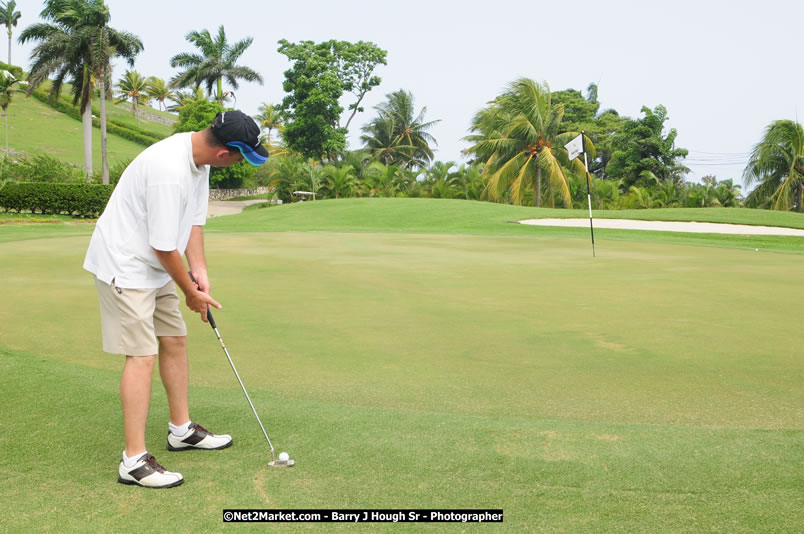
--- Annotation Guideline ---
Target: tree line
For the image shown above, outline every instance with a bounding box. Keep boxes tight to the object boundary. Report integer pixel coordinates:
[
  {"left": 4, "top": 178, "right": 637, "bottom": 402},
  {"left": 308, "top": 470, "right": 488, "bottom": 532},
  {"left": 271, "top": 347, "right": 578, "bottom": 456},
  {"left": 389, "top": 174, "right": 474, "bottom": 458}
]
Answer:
[{"left": 2, "top": 0, "right": 803, "bottom": 211}]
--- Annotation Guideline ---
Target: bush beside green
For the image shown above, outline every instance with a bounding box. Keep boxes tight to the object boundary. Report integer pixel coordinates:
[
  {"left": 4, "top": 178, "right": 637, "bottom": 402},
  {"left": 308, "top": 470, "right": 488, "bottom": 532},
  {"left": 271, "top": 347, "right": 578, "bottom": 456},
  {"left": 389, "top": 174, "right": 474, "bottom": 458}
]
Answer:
[
  {"left": 90, "top": 158, "right": 132, "bottom": 186},
  {"left": 1, "top": 153, "right": 86, "bottom": 183},
  {"left": 0, "top": 182, "right": 113, "bottom": 217},
  {"left": 0, "top": 61, "right": 25, "bottom": 80},
  {"left": 172, "top": 100, "right": 224, "bottom": 134},
  {"left": 210, "top": 161, "right": 254, "bottom": 189},
  {"left": 104, "top": 122, "right": 162, "bottom": 146}
]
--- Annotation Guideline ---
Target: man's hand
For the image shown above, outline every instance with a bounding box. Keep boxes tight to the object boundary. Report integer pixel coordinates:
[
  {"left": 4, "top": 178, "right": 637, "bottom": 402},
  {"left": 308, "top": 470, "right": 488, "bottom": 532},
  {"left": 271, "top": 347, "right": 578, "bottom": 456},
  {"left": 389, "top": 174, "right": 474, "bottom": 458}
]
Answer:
[
  {"left": 190, "top": 270, "right": 211, "bottom": 294},
  {"left": 151, "top": 247, "right": 221, "bottom": 323},
  {"left": 186, "top": 289, "right": 221, "bottom": 323}
]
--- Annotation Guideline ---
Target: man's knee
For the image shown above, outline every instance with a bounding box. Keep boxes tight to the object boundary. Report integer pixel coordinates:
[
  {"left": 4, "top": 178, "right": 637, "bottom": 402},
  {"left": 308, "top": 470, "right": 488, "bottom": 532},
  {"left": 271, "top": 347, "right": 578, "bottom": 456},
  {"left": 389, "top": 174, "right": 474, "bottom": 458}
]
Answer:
[
  {"left": 158, "top": 336, "right": 187, "bottom": 354},
  {"left": 123, "top": 354, "right": 156, "bottom": 373}
]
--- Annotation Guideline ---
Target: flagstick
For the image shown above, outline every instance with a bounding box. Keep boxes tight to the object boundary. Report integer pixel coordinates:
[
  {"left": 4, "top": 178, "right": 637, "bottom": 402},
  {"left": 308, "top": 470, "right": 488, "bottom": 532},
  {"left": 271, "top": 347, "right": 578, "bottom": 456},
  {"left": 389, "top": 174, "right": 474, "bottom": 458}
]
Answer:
[{"left": 582, "top": 132, "right": 596, "bottom": 258}]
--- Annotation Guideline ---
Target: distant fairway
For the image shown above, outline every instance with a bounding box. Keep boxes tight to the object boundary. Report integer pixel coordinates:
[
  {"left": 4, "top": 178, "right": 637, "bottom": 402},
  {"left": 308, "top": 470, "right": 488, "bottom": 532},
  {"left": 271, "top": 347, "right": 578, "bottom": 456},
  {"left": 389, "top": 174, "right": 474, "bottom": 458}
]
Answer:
[{"left": 1, "top": 199, "right": 802, "bottom": 532}]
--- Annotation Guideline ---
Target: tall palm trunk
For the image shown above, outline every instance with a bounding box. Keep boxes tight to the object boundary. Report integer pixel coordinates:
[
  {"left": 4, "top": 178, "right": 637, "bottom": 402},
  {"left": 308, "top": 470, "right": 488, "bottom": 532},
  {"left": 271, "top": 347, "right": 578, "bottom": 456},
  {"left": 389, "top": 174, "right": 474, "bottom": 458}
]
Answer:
[
  {"left": 81, "top": 65, "right": 93, "bottom": 177},
  {"left": 97, "top": 28, "right": 110, "bottom": 184},
  {"left": 798, "top": 183, "right": 803, "bottom": 213},
  {"left": 7, "top": 30, "right": 11, "bottom": 65},
  {"left": 535, "top": 166, "right": 542, "bottom": 207},
  {"left": 99, "top": 65, "right": 109, "bottom": 184},
  {"left": 4, "top": 109, "right": 8, "bottom": 157},
  {"left": 82, "top": 104, "right": 93, "bottom": 177}
]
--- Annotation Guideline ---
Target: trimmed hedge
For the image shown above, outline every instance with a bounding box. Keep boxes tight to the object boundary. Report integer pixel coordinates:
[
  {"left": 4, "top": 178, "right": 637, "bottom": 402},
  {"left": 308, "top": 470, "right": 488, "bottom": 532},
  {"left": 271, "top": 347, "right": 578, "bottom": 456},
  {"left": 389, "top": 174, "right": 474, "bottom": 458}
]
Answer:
[
  {"left": 31, "top": 89, "right": 165, "bottom": 146},
  {"left": 0, "top": 182, "right": 113, "bottom": 217},
  {"left": 105, "top": 121, "right": 162, "bottom": 146}
]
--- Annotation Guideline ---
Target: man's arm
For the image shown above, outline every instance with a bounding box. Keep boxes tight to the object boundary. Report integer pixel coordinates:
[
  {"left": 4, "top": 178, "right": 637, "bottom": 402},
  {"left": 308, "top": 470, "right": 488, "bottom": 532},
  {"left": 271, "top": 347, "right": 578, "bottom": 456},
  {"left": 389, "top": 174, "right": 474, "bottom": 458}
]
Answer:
[
  {"left": 185, "top": 225, "right": 210, "bottom": 293},
  {"left": 152, "top": 246, "right": 221, "bottom": 322}
]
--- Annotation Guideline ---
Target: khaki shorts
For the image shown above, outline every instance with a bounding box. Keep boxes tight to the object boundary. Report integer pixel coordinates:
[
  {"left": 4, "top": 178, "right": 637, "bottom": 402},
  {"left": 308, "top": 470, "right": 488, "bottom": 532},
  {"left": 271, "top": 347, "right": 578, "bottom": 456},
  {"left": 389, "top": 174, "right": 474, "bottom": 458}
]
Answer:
[{"left": 94, "top": 278, "right": 187, "bottom": 356}]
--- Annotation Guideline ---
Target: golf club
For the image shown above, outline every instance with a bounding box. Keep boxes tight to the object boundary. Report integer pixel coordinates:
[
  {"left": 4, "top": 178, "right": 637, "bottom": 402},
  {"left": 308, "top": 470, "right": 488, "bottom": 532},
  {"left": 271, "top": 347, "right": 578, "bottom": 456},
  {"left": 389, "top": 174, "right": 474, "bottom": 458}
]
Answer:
[{"left": 189, "top": 272, "right": 294, "bottom": 468}]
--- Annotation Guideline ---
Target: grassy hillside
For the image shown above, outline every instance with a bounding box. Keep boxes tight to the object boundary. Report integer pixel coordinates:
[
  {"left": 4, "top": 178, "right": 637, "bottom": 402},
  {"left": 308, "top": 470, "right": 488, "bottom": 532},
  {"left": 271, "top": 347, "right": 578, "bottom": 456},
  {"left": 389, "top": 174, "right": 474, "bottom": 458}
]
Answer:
[
  {"left": 34, "top": 79, "right": 177, "bottom": 138},
  {"left": 3, "top": 82, "right": 175, "bottom": 169}
]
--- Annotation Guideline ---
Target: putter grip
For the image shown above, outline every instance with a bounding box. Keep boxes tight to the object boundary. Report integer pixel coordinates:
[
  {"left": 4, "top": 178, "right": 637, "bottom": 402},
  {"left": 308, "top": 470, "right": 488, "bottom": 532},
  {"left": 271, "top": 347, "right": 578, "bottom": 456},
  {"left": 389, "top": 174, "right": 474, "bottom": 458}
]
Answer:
[
  {"left": 206, "top": 305, "right": 217, "bottom": 329},
  {"left": 187, "top": 271, "right": 217, "bottom": 329}
]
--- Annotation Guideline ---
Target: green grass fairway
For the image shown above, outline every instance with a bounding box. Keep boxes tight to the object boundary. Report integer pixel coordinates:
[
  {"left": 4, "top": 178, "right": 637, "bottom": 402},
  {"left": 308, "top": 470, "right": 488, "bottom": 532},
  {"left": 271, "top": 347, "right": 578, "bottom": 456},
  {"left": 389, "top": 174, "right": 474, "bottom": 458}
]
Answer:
[
  {"left": 228, "top": 198, "right": 804, "bottom": 253},
  {"left": 1, "top": 199, "right": 803, "bottom": 532}
]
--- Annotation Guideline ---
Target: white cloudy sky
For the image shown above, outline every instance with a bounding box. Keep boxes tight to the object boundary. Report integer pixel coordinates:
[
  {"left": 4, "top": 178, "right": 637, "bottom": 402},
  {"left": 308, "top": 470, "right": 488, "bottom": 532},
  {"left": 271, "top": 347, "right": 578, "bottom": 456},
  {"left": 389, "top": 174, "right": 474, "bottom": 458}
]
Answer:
[{"left": 11, "top": 0, "right": 804, "bottom": 191}]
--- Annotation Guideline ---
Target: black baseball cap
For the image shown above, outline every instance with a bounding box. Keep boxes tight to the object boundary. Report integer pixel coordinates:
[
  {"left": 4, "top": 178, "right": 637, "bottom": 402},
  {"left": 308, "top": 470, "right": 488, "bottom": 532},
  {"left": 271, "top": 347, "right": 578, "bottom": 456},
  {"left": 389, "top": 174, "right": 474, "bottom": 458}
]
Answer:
[{"left": 210, "top": 110, "right": 269, "bottom": 166}]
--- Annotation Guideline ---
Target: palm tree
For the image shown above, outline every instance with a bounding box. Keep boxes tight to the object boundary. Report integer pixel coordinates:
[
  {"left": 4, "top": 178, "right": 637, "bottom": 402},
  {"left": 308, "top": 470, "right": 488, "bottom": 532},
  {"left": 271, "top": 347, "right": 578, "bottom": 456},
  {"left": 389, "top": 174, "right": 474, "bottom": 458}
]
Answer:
[
  {"left": 622, "top": 186, "right": 654, "bottom": 209},
  {"left": 465, "top": 78, "right": 592, "bottom": 207},
  {"left": 394, "top": 167, "right": 424, "bottom": 197},
  {"left": 744, "top": 120, "right": 804, "bottom": 211},
  {"left": 323, "top": 164, "right": 357, "bottom": 198},
  {"left": 712, "top": 178, "right": 742, "bottom": 207},
  {"left": 682, "top": 183, "right": 721, "bottom": 208},
  {"left": 0, "top": 68, "right": 25, "bottom": 156},
  {"left": 424, "top": 161, "right": 459, "bottom": 199},
  {"left": 115, "top": 69, "right": 148, "bottom": 117},
  {"left": 651, "top": 180, "right": 681, "bottom": 208},
  {"left": 593, "top": 177, "right": 622, "bottom": 209},
  {"left": 167, "top": 87, "right": 206, "bottom": 113},
  {"left": 0, "top": 0, "right": 20, "bottom": 65},
  {"left": 363, "top": 161, "right": 401, "bottom": 197},
  {"left": 169, "top": 25, "right": 263, "bottom": 104},
  {"left": 89, "top": 10, "right": 141, "bottom": 183},
  {"left": 19, "top": 0, "right": 142, "bottom": 180},
  {"left": 299, "top": 161, "right": 324, "bottom": 199},
  {"left": 361, "top": 116, "right": 412, "bottom": 166},
  {"left": 340, "top": 149, "right": 371, "bottom": 181},
  {"left": 255, "top": 102, "right": 283, "bottom": 143},
  {"left": 452, "top": 164, "right": 486, "bottom": 200},
  {"left": 144, "top": 76, "right": 172, "bottom": 111},
  {"left": 362, "top": 90, "right": 439, "bottom": 169}
]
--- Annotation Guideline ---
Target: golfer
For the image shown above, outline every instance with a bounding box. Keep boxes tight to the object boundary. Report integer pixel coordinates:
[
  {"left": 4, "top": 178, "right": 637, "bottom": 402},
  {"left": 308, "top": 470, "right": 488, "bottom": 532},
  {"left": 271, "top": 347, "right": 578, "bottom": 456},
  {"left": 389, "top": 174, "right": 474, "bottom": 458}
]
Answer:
[{"left": 83, "top": 110, "right": 269, "bottom": 488}]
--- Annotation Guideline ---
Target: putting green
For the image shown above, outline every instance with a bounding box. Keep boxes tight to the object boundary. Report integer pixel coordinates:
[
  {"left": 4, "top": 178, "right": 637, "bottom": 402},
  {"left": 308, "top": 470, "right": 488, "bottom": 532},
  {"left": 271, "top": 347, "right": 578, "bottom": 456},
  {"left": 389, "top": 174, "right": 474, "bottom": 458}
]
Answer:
[{"left": 1, "top": 201, "right": 802, "bottom": 532}]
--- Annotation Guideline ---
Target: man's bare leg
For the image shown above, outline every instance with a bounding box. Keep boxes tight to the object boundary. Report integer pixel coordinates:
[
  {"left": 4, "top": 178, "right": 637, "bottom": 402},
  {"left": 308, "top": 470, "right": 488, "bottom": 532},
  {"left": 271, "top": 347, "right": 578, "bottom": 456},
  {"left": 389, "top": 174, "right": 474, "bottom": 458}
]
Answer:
[
  {"left": 121, "top": 355, "right": 156, "bottom": 457},
  {"left": 159, "top": 334, "right": 234, "bottom": 451},
  {"left": 158, "top": 335, "right": 190, "bottom": 426}
]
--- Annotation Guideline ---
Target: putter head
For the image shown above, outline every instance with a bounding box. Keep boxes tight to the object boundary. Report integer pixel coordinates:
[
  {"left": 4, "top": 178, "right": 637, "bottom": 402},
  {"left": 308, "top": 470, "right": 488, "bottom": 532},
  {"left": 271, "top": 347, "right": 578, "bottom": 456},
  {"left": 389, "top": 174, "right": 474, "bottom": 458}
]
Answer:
[{"left": 268, "top": 458, "right": 295, "bottom": 468}]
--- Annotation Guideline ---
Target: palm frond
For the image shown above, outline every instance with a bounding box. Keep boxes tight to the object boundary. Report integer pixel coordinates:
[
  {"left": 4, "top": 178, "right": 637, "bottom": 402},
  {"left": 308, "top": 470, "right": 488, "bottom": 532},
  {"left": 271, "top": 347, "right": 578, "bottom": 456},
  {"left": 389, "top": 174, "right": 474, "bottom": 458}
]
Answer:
[{"left": 536, "top": 148, "right": 572, "bottom": 207}]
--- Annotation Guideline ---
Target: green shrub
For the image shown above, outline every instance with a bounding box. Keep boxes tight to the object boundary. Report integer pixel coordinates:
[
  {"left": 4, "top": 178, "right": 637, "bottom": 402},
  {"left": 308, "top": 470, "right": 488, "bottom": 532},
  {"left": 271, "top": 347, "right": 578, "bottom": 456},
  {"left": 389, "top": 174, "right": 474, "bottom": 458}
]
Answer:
[
  {"left": 3, "top": 154, "right": 86, "bottom": 183},
  {"left": 0, "top": 61, "right": 25, "bottom": 80},
  {"left": 250, "top": 161, "right": 277, "bottom": 188},
  {"left": 173, "top": 100, "right": 224, "bottom": 134},
  {"left": 105, "top": 122, "right": 161, "bottom": 145},
  {"left": 0, "top": 182, "right": 113, "bottom": 217},
  {"left": 108, "top": 158, "right": 132, "bottom": 186},
  {"left": 90, "top": 158, "right": 133, "bottom": 186},
  {"left": 210, "top": 160, "right": 254, "bottom": 189}
]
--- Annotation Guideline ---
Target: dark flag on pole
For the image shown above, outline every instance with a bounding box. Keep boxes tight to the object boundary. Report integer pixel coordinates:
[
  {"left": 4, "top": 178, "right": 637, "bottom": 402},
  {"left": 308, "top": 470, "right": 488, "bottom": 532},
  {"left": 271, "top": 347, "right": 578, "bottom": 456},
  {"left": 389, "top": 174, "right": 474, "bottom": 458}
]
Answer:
[{"left": 565, "top": 132, "right": 596, "bottom": 257}]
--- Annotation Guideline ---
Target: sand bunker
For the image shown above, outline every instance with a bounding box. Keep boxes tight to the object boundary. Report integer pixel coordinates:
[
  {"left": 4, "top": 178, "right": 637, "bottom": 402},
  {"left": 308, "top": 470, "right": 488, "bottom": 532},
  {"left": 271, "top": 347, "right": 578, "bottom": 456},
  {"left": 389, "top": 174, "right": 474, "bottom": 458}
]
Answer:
[{"left": 518, "top": 218, "right": 804, "bottom": 236}]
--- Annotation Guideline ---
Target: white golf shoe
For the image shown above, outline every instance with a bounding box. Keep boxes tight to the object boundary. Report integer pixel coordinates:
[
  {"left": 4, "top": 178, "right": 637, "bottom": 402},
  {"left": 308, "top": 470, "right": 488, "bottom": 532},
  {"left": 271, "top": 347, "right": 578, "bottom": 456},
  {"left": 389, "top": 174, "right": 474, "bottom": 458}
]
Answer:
[
  {"left": 167, "top": 422, "right": 233, "bottom": 451},
  {"left": 118, "top": 453, "right": 183, "bottom": 489}
]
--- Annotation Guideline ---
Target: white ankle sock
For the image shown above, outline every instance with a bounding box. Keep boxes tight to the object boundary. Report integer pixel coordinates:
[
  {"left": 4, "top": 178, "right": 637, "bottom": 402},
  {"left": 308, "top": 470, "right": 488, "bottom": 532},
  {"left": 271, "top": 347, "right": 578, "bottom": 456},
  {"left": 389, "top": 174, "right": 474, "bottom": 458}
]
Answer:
[
  {"left": 122, "top": 450, "right": 147, "bottom": 468},
  {"left": 169, "top": 421, "right": 192, "bottom": 437}
]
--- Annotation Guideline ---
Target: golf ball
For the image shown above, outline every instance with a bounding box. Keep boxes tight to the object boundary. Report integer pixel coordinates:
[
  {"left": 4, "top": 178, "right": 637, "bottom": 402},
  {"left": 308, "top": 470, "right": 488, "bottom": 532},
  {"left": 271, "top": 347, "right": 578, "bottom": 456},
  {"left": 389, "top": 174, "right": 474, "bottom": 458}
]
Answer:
[
  {"left": 755, "top": 248, "right": 759, "bottom": 252},
  {"left": 278, "top": 452, "right": 290, "bottom": 462}
]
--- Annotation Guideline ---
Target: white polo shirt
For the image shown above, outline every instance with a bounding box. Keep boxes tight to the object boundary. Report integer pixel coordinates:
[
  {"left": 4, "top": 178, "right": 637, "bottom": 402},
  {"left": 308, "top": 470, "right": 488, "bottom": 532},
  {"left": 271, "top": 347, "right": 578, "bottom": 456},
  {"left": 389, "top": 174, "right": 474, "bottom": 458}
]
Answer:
[{"left": 84, "top": 132, "right": 209, "bottom": 289}]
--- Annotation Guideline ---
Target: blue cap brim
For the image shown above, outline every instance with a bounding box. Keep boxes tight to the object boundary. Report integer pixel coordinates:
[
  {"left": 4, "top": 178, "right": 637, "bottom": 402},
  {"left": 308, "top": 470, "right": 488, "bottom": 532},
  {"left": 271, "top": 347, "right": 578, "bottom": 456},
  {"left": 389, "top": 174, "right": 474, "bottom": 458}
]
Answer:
[{"left": 226, "top": 141, "right": 269, "bottom": 166}]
